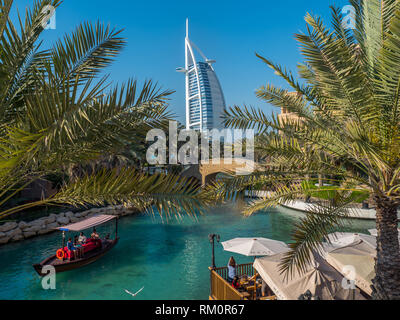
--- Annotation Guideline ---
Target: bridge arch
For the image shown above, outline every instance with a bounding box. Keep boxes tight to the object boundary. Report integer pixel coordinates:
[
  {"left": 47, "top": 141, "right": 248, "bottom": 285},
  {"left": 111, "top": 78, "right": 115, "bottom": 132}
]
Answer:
[{"left": 180, "top": 159, "right": 257, "bottom": 186}]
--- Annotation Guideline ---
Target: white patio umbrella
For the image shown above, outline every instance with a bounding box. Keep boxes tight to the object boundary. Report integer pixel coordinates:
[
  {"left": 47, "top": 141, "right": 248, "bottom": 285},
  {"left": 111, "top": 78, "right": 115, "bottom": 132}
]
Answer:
[
  {"left": 320, "top": 232, "right": 377, "bottom": 297},
  {"left": 254, "top": 251, "right": 366, "bottom": 300},
  {"left": 221, "top": 238, "right": 289, "bottom": 257},
  {"left": 326, "top": 232, "right": 376, "bottom": 249},
  {"left": 324, "top": 240, "right": 376, "bottom": 296},
  {"left": 368, "top": 229, "right": 400, "bottom": 237}
]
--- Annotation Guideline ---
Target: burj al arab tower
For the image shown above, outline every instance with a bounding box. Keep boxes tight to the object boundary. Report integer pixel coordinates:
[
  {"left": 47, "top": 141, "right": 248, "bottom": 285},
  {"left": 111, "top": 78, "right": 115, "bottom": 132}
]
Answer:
[{"left": 176, "top": 20, "right": 226, "bottom": 131}]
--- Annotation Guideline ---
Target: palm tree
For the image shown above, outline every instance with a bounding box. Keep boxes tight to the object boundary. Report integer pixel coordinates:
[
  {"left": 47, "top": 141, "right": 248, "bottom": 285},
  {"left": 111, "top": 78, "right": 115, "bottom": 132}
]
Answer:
[
  {"left": 220, "top": 0, "right": 400, "bottom": 299},
  {"left": 0, "top": 0, "right": 211, "bottom": 220}
]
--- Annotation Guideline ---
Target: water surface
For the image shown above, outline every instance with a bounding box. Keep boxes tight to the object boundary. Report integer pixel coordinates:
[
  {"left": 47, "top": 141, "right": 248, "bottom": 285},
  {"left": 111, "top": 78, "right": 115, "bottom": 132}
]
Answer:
[{"left": 0, "top": 205, "right": 375, "bottom": 300}]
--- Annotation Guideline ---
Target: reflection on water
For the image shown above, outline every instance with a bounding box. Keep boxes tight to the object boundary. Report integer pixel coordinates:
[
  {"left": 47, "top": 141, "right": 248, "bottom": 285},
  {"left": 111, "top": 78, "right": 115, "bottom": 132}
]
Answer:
[{"left": 0, "top": 204, "right": 376, "bottom": 300}]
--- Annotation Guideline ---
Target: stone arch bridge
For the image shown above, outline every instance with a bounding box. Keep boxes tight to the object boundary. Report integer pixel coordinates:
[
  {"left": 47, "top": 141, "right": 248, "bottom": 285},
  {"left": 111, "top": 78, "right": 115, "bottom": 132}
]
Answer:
[{"left": 180, "top": 159, "right": 257, "bottom": 186}]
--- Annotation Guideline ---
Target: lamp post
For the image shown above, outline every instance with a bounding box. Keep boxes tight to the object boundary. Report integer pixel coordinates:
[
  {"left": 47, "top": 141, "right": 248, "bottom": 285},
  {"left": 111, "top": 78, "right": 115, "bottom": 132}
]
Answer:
[{"left": 208, "top": 234, "right": 220, "bottom": 270}]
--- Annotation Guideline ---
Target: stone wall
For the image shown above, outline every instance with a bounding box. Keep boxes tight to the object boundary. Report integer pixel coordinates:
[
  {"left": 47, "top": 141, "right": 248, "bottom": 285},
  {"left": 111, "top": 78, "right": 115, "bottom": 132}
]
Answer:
[{"left": 0, "top": 205, "right": 138, "bottom": 246}]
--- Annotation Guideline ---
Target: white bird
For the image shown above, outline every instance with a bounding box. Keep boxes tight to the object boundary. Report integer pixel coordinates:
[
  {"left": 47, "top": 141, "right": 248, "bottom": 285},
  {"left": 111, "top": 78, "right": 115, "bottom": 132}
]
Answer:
[{"left": 124, "top": 287, "right": 144, "bottom": 297}]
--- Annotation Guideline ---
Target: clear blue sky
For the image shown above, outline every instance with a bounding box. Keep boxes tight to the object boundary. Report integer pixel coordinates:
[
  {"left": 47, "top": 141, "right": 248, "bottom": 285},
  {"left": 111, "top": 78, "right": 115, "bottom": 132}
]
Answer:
[{"left": 12, "top": 0, "right": 349, "bottom": 124}]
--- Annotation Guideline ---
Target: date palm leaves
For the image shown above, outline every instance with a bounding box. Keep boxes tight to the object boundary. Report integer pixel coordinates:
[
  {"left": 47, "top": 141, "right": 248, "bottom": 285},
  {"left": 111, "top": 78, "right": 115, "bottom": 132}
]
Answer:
[
  {"left": 0, "top": 1, "right": 209, "bottom": 220},
  {"left": 220, "top": 0, "right": 400, "bottom": 298}
]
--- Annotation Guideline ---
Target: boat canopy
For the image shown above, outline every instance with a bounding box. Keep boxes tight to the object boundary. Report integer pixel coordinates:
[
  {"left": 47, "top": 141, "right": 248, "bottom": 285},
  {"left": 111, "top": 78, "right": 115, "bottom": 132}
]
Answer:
[{"left": 57, "top": 215, "right": 116, "bottom": 232}]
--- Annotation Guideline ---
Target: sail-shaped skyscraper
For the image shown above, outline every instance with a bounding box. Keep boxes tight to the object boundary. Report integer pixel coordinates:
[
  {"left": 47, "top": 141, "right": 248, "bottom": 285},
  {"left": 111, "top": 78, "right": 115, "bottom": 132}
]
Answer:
[{"left": 177, "top": 20, "right": 226, "bottom": 131}]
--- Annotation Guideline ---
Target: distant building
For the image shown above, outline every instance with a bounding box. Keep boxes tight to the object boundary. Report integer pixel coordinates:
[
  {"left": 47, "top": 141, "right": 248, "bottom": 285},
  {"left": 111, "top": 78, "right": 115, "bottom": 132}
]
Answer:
[
  {"left": 278, "top": 107, "right": 300, "bottom": 124},
  {"left": 277, "top": 92, "right": 303, "bottom": 125},
  {"left": 177, "top": 19, "right": 226, "bottom": 132}
]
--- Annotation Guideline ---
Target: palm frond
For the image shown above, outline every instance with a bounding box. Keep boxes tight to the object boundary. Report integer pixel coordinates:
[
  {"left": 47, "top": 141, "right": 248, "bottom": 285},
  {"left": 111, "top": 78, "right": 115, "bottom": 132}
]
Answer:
[
  {"left": 279, "top": 193, "right": 364, "bottom": 279},
  {"left": 0, "top": 0, "right": 62, "bottom": 122},
  {"left": 51, "top": 21, "right": 125, "bottom": 85},
  {"left": 0, "top": 0, "right": 12, "bottom": 40},
  {"left": 0, "top": 168, "right": 211, "bottom": 220}
]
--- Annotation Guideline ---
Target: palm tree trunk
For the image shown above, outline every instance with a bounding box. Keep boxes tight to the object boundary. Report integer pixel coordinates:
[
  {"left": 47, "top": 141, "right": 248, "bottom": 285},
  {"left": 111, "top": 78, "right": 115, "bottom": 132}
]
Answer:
[
  {"left": 372, "top": 196, "right": 400, "bottom": 300},
  {"left": 318, "top": 174, "right": 323, "bottom": 187}
]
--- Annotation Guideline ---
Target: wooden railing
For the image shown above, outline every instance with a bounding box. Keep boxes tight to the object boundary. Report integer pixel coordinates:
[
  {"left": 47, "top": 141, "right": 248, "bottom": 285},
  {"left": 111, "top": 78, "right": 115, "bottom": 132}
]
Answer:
[
  {"left": 209, "top": 263, "right": 255, "bottom": 301},
  {"left": 214, "top": 263, "right": 255, "bottom": 280}
]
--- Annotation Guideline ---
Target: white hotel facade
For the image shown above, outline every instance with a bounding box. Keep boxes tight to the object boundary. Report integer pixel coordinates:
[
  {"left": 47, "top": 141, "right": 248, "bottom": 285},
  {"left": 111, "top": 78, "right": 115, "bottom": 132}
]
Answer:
[{"left": 177, "top": 20, "right": 226, "bottom": 132}]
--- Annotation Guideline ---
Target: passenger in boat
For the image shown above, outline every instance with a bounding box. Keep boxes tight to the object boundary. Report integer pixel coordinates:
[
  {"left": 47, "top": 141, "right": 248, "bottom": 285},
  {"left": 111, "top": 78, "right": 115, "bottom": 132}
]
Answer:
[
  {"left": 67, "top": 238, "right": 80, "bottom": 259},
  {"left": 227, "top": 257, "right": 237, "bottom": 284},
  {"left": 73, "top": 236, "right": 84, "bottom": 258},
  {"left": 78, "top": 232, "right": 87, "bottom": 244},
  {"left": 100, "top": 233, "right": 110, "bottom": 248},
  {"left": 91, "top": 228, "right": 100, "bottom": 239}
]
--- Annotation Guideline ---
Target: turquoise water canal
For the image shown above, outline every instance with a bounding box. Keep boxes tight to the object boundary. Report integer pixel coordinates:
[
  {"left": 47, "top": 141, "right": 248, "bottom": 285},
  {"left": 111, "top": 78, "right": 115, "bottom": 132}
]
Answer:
[{"left": 0, "top": 205, "right": 376, "bottom": 300}]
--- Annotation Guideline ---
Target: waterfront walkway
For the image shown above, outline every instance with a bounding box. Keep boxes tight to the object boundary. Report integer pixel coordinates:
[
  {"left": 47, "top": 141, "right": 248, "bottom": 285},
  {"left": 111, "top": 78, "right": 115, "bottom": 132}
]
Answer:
[{"left": 245, "top": 191, "right": 400, "bottom": 221}]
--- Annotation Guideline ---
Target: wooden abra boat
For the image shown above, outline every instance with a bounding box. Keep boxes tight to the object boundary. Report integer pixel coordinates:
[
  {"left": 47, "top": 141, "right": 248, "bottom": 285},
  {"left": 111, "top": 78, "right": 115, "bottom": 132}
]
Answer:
[{"left": 33, "top": 214, "right": 119, "bottom": 276}]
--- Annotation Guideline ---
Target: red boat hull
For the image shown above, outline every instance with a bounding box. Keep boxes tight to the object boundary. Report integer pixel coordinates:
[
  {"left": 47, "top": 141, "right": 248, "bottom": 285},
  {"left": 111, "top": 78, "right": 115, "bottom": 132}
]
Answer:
[{"left": 33, "top": 238, "right": 119, "bottom": 276}]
